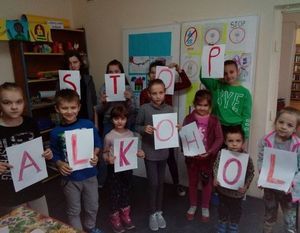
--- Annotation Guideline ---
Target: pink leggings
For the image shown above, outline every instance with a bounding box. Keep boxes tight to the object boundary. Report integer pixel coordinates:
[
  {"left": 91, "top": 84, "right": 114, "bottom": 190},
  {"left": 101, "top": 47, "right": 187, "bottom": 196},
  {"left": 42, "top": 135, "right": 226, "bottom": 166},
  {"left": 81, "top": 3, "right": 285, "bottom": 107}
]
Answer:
[{"left": 187, "top": 163, "right": 212, "bottom": 208}]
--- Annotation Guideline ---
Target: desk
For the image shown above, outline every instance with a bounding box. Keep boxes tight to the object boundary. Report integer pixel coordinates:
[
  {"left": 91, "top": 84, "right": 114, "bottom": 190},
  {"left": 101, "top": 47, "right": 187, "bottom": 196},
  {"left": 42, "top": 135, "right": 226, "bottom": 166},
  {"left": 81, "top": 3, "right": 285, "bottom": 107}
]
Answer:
[{"left": 0, "top": 206, "right": 83, "bottom": 233}]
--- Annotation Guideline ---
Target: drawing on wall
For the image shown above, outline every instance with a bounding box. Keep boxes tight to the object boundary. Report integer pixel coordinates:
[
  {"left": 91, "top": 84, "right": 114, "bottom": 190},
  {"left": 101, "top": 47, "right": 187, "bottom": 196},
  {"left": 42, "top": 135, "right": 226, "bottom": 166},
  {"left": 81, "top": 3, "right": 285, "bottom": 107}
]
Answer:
[
  {"left": 29, "top": 23, "right": 52, "bottom": 42},
  {"left": 181, "top": 56, "right": 200, "bottom": 81},
  {"left": 203, "top": 23, "right": 226, "bottom": 45},
  {"left": 0, "top": 19, "right": 8, "bottom": 40},
  {"left": 6, "top": 20, "right": 29, "bottom": 41},
  {"left": 184, "top": 27, "right": 198, "bottom": 47},
  {"left": 129, "top": 56, "right": 150, "bottom": 74},
  {"left": 129, "top": 74, "right": 147, "bottom": 92}
]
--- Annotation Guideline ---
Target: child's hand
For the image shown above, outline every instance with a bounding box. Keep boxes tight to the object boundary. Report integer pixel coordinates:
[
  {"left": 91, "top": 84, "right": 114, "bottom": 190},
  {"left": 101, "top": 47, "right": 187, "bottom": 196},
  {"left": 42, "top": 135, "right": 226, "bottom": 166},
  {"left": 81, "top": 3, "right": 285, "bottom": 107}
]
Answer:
[
  {"left": 144, "top": 125, "right": 155, "bottom": 134},
  {"left": 99, "top": 92, "right": 107, "bottom": 103},
  {"left": 0, "top": 162, "right": 13, "bottom": 174},
  {"left": 238, "top": 186, "right": 247, "bottom": 194},
  {"left": 168, "top": 63, "right": 180, "bottom": 72},
  {"left": 106, "top": 156, "right": 115, "bottom": 165},
  {"left": 90, "top": 155, "right": 98, "bottom": 166},
  {"left": 137, "top": 149, "right": 145, "bottom": 159},
  {"left": 213, "top": 179, "right": 219, "bottom": 187},
  {"left": 199, "top": 152, "right": 209, "bottom": 158},
  {"left": 56, "top": 160, "right": 72, "bottom": 176},
  {"left": 124, "top": 90, "right": 132, "bottom": 100},
  {"left": 42, "top": 148, "right": 53, "bottom": 160},
  {"left": 176, "top": 124, "right": 182, "bottom": 131}
]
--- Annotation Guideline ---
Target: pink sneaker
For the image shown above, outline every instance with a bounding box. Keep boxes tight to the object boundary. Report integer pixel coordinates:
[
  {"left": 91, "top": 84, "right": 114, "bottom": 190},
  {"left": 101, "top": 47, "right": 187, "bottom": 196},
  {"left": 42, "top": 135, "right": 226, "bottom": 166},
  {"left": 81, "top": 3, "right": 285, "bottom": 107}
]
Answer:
[
  {"left": 120, "top": 206, "right": 135, "bottom": 230},
  {"left": 110, "top": 211, "right": 125, "bottom": 233}
]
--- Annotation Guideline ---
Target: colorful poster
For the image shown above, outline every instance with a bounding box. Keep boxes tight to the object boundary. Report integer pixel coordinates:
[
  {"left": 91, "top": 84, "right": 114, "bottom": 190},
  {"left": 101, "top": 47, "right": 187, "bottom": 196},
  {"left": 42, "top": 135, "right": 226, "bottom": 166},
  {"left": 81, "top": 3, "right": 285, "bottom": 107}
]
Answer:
[
  {"left": 153, "top": 113, "right": 179, "bottom": 150},
  {"left": 6, "top": 137, "right": 48, "bottom": 192},
  {"left": 6, "top": 20, "right": 29, "bottom": 41},
  {"left": 257, "top": 147, "right": 297, "bottom": 192},
  {"left": 29, "top": 23, "right": 52, "bottom": 42},
  {"left": 0, "top": 19, "right": 8, "bottom": 40},
  {"left": 105, "top": 73, "right": 126, "bottom": 102},
  {"left": 217, "top": 149, "right": 249, "bottom": 190},
  {"left": 65, "top": 128, "right": 94, "bottom": 171},
  {"left": 179, "top": 121, "right": 206, "bottom": 156},
  {"left": 114, "top": 137, "right": 138, "bottom": 173},
  {"left": 59, "top": 70, "right": 81, "bottom": 98}
]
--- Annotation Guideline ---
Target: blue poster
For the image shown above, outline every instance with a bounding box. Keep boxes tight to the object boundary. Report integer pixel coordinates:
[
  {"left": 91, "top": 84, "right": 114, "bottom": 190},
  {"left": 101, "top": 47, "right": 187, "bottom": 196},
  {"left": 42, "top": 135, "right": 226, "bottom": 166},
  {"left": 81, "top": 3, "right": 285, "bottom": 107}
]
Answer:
[{"left": 6, "top": 20, "right": 29, "bottom": 41}]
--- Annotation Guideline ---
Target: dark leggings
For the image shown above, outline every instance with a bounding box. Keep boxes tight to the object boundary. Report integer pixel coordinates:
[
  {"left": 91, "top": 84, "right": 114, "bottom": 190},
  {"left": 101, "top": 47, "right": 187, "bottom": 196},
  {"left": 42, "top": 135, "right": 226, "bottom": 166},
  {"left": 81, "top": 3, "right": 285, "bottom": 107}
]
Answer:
[
  {"left": 145, "top": 159, "right": 167, "bottom": 214},
  {"left": 107, "top": 165, "right": 132, "bottom": 212},
  {"left": 218, "top": 193, "right": 242, "bottom": 224},
  {"left": 167, "top": 148, "right": 179, "bottom": 185}
]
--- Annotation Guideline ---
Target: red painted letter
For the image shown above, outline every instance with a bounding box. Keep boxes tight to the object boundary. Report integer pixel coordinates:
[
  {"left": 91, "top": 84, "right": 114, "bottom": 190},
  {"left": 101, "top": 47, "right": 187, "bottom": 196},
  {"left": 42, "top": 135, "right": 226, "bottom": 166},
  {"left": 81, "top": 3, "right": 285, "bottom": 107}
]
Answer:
[
  {"left": 119, "top": 140, "right": 133, "bottom": 167},
  {"left": 223, "top": 158, "right": 242, "bottom": 185},
  {"left": 158, "top": 69, "right": 174, "bottom": 89},
  {"left": 72, "top": 134, "right": 89, "bottom": 165},
  {"left": 266, "top": 154, "right": 285, "bottom": 184},
  {"left": 19, "top": 151, "right": 41, "bottom": 181},
  {"left": 156, "top": 119, "right": 174, "bottom": 141},
  {"left": 208, "top": 46, "right": 221, "bottom": 76},
  {"left": 184, "top": 132, "right": 199, "bottom": 151},
  {"left": 110, "top": 75, "right": 120, "bottom": 94},
  {"left": 63, "top": 74, "right": 77, "bottom": 91}
]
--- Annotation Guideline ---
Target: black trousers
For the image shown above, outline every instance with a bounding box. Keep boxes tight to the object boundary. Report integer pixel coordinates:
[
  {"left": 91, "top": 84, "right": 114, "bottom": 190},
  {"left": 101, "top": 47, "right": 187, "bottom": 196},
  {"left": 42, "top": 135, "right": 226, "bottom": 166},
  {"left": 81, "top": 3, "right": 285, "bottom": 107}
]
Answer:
[{"left": 218, "top": 193, "right": 243, "bottom": 224}]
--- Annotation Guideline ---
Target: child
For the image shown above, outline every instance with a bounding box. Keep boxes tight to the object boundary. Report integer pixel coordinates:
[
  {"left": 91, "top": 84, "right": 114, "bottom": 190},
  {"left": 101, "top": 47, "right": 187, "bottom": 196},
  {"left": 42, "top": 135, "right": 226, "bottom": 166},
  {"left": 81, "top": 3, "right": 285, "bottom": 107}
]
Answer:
[
  {"left": 97, "top": 59, "right": 137, "bottom": 136},
  {"left": 200, "top": 60, "right": 252, "bottom": 140},
  {"left": 140, "top": 60, "right": 191, "bottom": 196},
  {"left": 213, "top": 126, "right": 254, "bottom": 233},
  {"left": 136, "top": 79, "right": 174, "bottom": 231},
  {"left": 64, "top": 50, "right": 98, "bottom": 127},
  {"left": 0, "top": 82, "right": 52, "bottom": 216},
  {"left": 183, "top": 89, "right": 223, "bottom": 222},
  {"left": 257, "top": 106, "right": 300, "bottom": 233},
  {"left": 50, "top": 89, "right": 103, "bottom": 233},
  {"left": 103, "top": 105, "right": 145, "bottom": 233}
]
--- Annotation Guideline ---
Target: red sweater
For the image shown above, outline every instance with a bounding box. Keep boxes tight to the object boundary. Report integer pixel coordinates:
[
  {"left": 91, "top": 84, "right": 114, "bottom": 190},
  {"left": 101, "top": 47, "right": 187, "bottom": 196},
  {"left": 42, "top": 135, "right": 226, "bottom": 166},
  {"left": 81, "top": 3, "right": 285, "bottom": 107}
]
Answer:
[
  {"left": 183, "top": 111, "right": 224, "bottom": 170},
  {"left": 139, "top": 69, "right": 191, "bottom": 106}
]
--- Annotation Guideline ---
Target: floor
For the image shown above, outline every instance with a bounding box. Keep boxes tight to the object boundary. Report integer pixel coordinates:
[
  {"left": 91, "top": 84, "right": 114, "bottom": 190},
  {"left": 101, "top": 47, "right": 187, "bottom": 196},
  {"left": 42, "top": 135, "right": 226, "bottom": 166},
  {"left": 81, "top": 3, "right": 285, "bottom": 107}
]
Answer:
[{"left": 44, "top": 175, "right": 296, "bottom": 233}]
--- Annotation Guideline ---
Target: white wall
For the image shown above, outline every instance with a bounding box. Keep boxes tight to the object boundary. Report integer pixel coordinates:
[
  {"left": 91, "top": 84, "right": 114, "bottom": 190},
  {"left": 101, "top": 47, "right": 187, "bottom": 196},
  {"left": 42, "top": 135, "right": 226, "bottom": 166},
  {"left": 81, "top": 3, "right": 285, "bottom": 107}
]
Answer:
[
  {"left": 297, "top": 28, "right": 300, "bottom": 44},
  {"left": 70, "top": 0, "right": 300, "bottom": 198},
  {"left": 0, "top": 0, "right": 73, "bottom": 83}
]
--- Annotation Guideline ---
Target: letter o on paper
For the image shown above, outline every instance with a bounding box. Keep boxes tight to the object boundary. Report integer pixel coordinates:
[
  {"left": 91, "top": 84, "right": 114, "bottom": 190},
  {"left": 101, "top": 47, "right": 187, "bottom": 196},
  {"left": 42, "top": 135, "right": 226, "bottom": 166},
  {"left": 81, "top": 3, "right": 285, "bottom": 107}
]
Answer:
[
  {"left": 222, "top": 158, "right": 242, "bottom": 185},
  {"left": 156, "top": 119, "right": 174, "bottom": 141}
]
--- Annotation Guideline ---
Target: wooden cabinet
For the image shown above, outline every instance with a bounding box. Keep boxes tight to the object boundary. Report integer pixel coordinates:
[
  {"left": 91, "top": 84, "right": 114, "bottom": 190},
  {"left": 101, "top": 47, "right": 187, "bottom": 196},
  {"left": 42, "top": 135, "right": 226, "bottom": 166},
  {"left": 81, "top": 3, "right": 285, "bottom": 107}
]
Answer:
[
  {"left": 9, "top": 28, "right": 88, "bottom": 143},
  {"left": 291, "top": 44, "right": 300, "bottom": 101}
]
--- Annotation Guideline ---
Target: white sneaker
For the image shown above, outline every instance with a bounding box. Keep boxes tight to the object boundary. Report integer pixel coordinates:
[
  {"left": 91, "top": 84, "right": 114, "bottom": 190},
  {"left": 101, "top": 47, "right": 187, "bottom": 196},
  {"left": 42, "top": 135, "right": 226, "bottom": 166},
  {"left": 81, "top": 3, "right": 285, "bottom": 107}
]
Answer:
[
  {"left": 149, "top": 213, "right": 159, "bottom": 231},
  {"left": 156, "top": 211, "right": 166, "bottom": 229}
]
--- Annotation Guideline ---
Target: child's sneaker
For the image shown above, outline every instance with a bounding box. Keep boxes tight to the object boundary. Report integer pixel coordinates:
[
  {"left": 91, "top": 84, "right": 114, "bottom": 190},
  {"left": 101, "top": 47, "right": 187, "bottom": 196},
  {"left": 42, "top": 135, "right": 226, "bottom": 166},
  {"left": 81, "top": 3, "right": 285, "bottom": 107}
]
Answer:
[
  {"left": 186, "top": 206, "right": 197, "bottom": 220},
  {"left": 176, "top": 185, "right": 186, "bottom": 196},
  {"left": 156, "top": 211, "right": 166, "bottom": 229},
  {"left": 201, "top": 207, "right": 209, "bottom": 222},
  {"left": 88, "top": 228, "right": 104, "bottom": 233},
  {"left": 110, "top": 211, "right": 125, "bottom": 233},
  {"left": 228, "top": 223, "right": 239, "bottom": 233},
  {"left": 149, "top": 213, "right": 159, "bottom": 231},
  {"left": 217, "top": 221, "right": 228, "bottom": 233},
  {"left": 120, "top": 206, "right": 135, "bottom": 230}
]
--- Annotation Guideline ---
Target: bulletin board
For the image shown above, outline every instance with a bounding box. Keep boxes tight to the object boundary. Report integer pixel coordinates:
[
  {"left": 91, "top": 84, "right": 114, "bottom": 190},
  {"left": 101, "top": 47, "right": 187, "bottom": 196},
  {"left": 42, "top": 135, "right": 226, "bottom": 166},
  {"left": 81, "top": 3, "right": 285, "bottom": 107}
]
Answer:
[
  {"left": 123, "top": 24, "right": 181, "bottom": 107},
  {"left": 180, "top": 15, "right": 259, "bottom": 118}
]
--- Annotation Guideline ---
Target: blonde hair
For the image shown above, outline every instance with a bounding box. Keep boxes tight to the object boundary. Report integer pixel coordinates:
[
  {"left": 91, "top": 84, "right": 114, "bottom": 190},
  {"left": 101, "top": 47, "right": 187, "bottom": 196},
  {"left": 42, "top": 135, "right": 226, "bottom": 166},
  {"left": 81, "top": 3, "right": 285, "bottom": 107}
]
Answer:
[{"left": 275, "top": 106, "right": 300, "bottom": 127}]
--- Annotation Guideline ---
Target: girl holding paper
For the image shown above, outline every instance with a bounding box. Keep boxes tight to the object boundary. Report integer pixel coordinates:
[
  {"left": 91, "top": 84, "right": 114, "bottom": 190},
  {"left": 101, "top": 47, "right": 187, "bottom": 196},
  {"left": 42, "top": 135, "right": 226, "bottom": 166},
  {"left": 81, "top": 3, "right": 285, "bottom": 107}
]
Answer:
[
  {"left": 183, "top": 89, "right": 223, "bottom": 222},
  {"left": 257, "top": 106, "right": 300, "bottom": 233},
  {"left": 0, "top": 82, "right": 52, "bottom": 216},
  {"left": 103, "top": 105, "right": 144, "bottom": 233}
]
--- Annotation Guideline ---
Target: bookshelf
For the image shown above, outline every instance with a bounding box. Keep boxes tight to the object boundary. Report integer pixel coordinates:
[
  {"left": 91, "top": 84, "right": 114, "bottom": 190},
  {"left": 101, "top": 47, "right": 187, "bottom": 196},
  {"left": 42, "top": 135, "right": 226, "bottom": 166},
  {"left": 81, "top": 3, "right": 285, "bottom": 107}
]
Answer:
[{"left": 290, "top": 45, "right": 300, "bottom": 101}]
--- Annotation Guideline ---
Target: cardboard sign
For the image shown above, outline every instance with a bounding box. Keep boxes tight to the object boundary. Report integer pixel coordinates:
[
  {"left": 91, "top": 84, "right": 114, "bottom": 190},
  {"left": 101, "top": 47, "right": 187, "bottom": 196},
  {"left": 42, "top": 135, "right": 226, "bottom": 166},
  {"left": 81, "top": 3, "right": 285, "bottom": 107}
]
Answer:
[
  {"left": 155, "top": 66, "right": 175, "bottom": 95},
  {"left": 59, "top": 70, "right": 81, "bottom": 97},
  {"left": 153, "top": 113, "right": 179, "bottom": 150},
  {"left": 257, "top": 147, "right": 297, "bottom": 192},
  {"left": 179, "top": 121, "right": 206, "bottom": 156},
  {"left": 105, "top": 73, "right": 126, "bottom": 102},
  {"left": 6, "top": 137, "right": 48, "bottom": 192},
  {"left": 217, "top": 149, "right": 249, "bottom": 190},
  {"left": 65, "top": 128, "right": 94, "bottom": 171},
  {"left": 114, "top": 137, "right": 138, "bottom": 173},
  {"left": 201, "top": 44, "right": 225, "bottom": 78}
]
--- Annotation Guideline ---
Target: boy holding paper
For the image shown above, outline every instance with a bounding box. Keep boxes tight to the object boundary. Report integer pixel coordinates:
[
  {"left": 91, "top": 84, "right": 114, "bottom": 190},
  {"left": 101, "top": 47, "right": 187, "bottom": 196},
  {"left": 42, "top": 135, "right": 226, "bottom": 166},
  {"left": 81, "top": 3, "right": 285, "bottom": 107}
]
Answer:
[
  {"left": 50, "top": 89, "right": 103, "bottom": 233},
  {"left": 213, "top": 126, "right": 254, "bottom": 233}
]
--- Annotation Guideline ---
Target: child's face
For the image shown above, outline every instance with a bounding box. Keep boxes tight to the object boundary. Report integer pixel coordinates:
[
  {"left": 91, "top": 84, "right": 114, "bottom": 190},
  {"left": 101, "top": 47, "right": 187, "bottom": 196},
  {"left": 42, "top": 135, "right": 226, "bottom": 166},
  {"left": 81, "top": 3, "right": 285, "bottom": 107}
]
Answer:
[
  {"left": 148, "top": 83, "right": 165, "bottom": 106},
  {"left": 194, "top": 99, "right": 210, "bottom": 116},
  {"left": 68, "top": 56, "right": 81, "bottom": 71},
  {"left": 275, "top": 112, "right": 297, "bottom": 140},
  {"left": 149, "top": 66, "right": 156, "bottom": 80},
  {"left": 0, "top": 89, "right": 24, "bottom": 120},
  {"left": 55, "top": 100, "right": 80, "bottom": 124},
  {"left": 225, "top": 133, "right": 244, "bottom": 152},
  {"left": 112, "top": 116, "right": 127, "bottom": 130},
  {"left": 108, "top": 64, "right": 121, "bottom": 74},
  {"left": 224, "top": 64, "right": 239, "bottom": 85}
]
